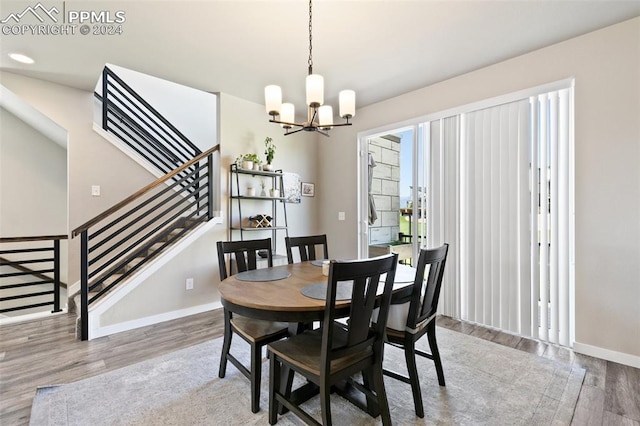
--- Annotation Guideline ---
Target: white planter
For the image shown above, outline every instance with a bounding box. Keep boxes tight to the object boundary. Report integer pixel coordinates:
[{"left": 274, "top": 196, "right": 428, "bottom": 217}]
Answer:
[
  {"left": 269, "top": 189, "right": 278, "bottom": 198},
  {"left": 241, "top": 160, "right": 253, "bottom": 170},
  {"left": 246, "top": 187, "right": 255, "bottom": 197},
  {"left": 263, "top": 163, "right": 273, "bottom": 171}
]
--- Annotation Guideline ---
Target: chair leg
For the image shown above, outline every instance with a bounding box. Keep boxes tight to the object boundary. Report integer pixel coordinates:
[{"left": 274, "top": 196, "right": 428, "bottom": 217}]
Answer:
[
  {"left": 218, "top": 309, "right": 233, "bottom": 378},
  {"left": 427, "top": 321, "right": 446, "bottom": 386},
  {"left": 372, "top": 364, "right": 392, "bottom": 426},
  {"left": 320, "top": 379, "right": 332, "bottom": 426},
  {"left": 404, "top": 339, "right": 424, "bottom": 418},
  {"left": 268, "top": 352, "right": 280, "bottom": 425},
  {"left": 251, "top": 343, "right": 262, "bottom": 413},
  {"left": 361, "top": 368, "right": 380, "bottom": 417}
]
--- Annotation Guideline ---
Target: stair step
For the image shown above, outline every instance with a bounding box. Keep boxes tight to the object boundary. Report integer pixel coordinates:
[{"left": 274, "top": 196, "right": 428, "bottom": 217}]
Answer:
[
  {"left": 102, "top": 273, "right": 124, "bottom": 288},
  {"left": 149, "top": 242, "right": 166, "bottom": 254},
  {"left": 125, "top": 257, "right": 146, "bottom": 271},
  {"left": 168, "top": 229, "right": 183, "bottom": 239}
]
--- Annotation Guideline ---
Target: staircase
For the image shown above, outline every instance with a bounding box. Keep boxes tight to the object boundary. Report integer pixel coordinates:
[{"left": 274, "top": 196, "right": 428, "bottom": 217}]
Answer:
[{"left": 69, "top": 66, "right": 220, "bottom": 340}]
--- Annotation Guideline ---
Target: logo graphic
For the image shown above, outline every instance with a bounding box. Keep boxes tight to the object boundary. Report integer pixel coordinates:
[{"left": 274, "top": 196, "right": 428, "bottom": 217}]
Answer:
[
  {"left": 1, "top": 2, "right": 126, "bottom": 36},
  {"left": 1, "top": 2, "right": 59, "bottom": 24}
]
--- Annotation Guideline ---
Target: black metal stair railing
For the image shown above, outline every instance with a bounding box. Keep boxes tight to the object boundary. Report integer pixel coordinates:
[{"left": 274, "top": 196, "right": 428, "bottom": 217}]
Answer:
[
  {"left": 95, "top": 66, "right": 203, "bottom": 191},
  {"left": 71, "top": 145, "right": 219, "bottom": 340},
  {"left": 0, "top": 235, "right": 66, "bottom": 315}
]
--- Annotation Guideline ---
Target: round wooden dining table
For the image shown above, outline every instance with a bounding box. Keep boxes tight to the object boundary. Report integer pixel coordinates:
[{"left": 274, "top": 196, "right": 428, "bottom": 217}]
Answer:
[{"left": 218, "top": 260, "right": 417, "bottom": 323}]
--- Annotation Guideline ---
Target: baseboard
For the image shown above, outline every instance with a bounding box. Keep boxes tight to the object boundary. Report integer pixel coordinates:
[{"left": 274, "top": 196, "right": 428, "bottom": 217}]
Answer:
[
  {"left": 0, "top": 308, "right": 68, "bottom": 326},
  {"left": 573, "top": 341, "right": 640, "bottom": 369},
  {"left": 89, "top": 301, "right": 222, "bottom": 340}
]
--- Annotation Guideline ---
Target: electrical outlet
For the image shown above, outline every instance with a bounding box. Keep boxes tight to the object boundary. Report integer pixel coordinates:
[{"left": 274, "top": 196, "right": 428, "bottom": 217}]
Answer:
[
  {"left": 91, "top": 185, "right": 101, "bottom": 196},
  {"left": 185, "top": 278, "right": 194, "bottom": 290},
  {"left": 338, "top": 211, "right": 345, "bottom": 221}
]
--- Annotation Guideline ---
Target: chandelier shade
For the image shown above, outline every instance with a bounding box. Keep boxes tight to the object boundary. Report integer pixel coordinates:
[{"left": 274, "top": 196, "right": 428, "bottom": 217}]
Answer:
[
  {"left": 264, "top": 85, "right": 282, "bottom": 116},
  {"left": 265, "top": 0, "right": 355, "bottom": 136}
]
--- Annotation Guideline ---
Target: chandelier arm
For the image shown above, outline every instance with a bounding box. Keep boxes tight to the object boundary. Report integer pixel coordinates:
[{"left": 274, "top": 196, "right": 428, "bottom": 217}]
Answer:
[
  {"left": 269, "top": 119, "right": 306, "bottom": 127},
  {"left": 308, "top": 106, "right": 319, "bottom": 126},
  {"left": 283, "top": 127, "right": 306, "bottom": 136}
]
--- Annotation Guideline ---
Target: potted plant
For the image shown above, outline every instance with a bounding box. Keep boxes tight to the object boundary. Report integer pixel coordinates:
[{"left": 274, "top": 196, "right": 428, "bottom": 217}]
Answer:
[
  {"left": 240, "top": 153, "right": 260, "bottom": 170},
  {"left": 263, "top": 137, "right": 276, "bottom": 171}
]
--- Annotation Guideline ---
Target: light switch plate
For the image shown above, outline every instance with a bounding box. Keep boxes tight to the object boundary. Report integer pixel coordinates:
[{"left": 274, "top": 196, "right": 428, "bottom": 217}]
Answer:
[
  {"left": 338, "top": 211, "right": 345, "bottom": 221},
  {"left": 91, "top": 185, "right": 101, "bottom": 196}
]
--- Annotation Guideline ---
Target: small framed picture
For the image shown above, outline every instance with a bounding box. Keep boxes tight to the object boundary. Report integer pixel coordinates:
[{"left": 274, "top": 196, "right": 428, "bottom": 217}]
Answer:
[{"left": 301, "top": 182, "right": 315, "bottom": 197}]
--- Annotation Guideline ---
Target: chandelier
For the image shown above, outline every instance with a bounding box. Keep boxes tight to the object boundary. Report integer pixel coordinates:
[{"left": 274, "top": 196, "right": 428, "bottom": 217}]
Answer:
[{"left": 264, "top": 0, "right": 355, "bottom": 137}]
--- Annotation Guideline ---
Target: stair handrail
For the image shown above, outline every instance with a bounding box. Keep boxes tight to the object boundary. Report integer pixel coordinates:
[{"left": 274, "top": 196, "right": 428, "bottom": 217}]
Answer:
[
  {"left": 73, "top": 145, "right": 219, "bottom": 340},
  {"left": 99, "top": 65, "right": 202, "bottom": 157},
  {"left": 72, "top": 144, "right": 219, "bottom": 238}
]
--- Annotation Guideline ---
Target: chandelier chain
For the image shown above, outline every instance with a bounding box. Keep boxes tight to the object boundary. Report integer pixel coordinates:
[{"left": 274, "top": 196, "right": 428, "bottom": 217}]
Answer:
[{"left": 308, "top": 0, "right": 313, "bottom": 74}]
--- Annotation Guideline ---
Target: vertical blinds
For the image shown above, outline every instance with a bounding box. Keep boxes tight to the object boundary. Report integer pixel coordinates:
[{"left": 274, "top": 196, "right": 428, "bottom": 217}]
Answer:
[{"left": 430, "top": 87, "right": 574, "bottom": 347}]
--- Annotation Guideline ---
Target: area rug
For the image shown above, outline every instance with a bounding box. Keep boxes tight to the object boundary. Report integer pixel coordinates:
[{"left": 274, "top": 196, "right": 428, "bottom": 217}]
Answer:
[{"left": 29, "top": 327, "right": 585, "bottom": 425}]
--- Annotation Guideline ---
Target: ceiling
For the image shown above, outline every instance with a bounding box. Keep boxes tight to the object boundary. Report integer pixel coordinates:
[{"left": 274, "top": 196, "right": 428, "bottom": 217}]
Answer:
[{"left": 1, "top": 0, "right": 639, "bottom": 113}]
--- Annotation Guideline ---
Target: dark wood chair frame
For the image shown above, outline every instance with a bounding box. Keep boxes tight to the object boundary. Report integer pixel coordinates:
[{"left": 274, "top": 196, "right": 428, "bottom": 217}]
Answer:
[
  {"left": 382, "top": 243, "right": 449, "bottom": 418},
  {"left": 216, "top": 238, "right": 289, "bottom": 413},
  {"left": 285, "top": 235, "right": 329, "bottom": 264},
  {"left": 268, "top": 253, "right": 399, "bottom": 426}
]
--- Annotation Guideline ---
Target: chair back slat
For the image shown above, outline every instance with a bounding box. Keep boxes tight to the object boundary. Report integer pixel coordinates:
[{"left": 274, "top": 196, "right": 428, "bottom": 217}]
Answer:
[
  {"left": 320, "top": 254, "right": 398, "bottom": 371},
  {"left": 407, "top": 244, "right": 449, "bottom": 329},
  {"left": 285, "top": 235, "right": 329, "bottom": 264},
  {"left": 216, "top": 238, "right": 273, "bottom": 280}
]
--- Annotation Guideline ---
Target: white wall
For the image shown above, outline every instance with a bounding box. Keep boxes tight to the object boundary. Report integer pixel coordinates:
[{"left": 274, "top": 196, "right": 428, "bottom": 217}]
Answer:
[
  {"left": 319, "top": 18, "right": 640, "bottom": 363},
  {"left": 0, "top": 107, "right": 67, "bottom": 237}
]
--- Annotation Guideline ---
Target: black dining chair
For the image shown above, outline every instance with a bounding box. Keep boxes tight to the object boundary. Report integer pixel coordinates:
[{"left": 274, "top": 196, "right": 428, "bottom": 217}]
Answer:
[
  {"left": 267, "top": 253, "right": 399, "bottom": 426},
  {"left": 379, "top": 243, "right": 449, "bottom": 418},
  {"left": 285, "top": 234, "right": 329, "bottom": 264},
  {"left": 216, "top": 238, "right": 290, "bottom": 413}
]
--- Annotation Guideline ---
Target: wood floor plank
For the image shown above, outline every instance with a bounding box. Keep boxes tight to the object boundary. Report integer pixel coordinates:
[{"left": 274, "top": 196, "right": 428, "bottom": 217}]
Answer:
[
  {"left": 572, "top": 384, "right": 605, "bottom": 425},
  {"left": 573, "top": 352, "right": 607, "bottom": 390},
  {"left": 515, "top": 336, "right": 548, "bottom": 356},
  {"left": 490, "top": 330, "right": 523, "bottom": 349},
  {"left": 605, "top": 361, "right": 640, "bottom": 422}
]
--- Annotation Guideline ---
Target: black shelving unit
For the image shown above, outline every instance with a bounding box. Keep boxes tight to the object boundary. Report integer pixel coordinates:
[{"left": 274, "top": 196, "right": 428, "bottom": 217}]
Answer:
[{"left": 229, "top": 164, "right": 289, "bottom": 253}]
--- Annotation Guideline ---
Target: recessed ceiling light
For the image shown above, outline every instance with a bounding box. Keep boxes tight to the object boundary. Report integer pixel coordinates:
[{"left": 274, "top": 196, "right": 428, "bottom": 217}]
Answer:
[{"left": 8, "top": 53, "right": 34, "bottom": 64}]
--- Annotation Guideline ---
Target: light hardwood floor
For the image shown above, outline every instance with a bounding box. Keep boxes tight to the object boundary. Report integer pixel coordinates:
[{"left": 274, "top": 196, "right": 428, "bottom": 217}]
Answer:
[{"left": 1, "top": 310, "right": 638, "bottom": 425}]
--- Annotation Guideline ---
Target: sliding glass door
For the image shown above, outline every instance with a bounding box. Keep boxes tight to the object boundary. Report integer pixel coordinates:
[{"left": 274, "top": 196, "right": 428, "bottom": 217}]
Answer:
[{"left": 359, "top": 79, "right": 575, "bottom": 347}]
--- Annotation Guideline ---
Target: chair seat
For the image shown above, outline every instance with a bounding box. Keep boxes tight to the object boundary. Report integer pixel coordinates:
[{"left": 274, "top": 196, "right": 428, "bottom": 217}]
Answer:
[
  {"left": 231, "top": 316, "right": 289, "bottom": 343},
  {"left": 269, "top": 324, "right": 373, "bottom": 377}
]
